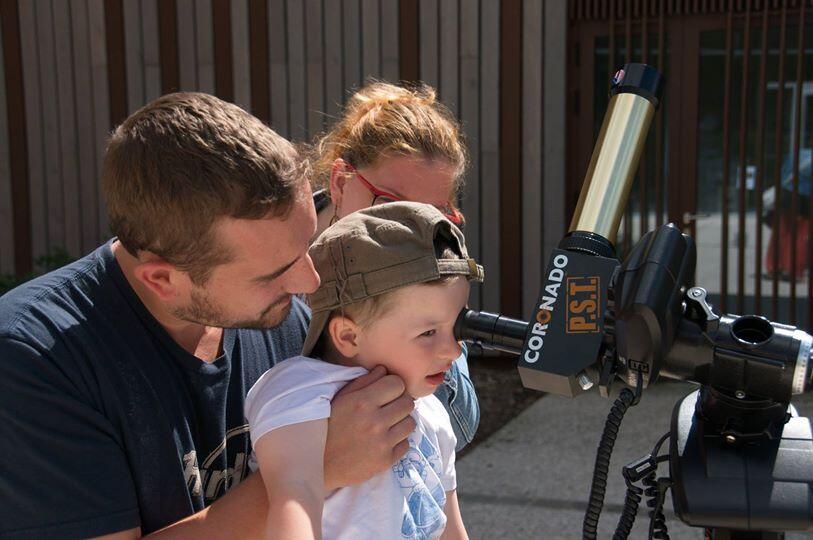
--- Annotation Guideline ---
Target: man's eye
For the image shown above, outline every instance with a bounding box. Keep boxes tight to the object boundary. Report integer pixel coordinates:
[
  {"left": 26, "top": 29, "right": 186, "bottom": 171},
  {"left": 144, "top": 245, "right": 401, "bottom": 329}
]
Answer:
[{"left": 420, "top": 329, "right": 436, "bottom": 338}]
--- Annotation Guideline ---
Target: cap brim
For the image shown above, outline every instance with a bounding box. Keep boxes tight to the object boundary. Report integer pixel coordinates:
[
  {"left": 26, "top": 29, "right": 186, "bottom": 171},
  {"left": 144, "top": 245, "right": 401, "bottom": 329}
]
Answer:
[{"left": 302, "top": 309, "right": 331, "bottom": 357}]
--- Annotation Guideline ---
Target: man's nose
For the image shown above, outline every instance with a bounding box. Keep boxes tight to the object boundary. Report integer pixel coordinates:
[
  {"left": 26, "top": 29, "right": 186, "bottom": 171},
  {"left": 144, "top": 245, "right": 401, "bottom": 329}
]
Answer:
[{"left": 286, "top": 254, "right": 321, "bottom": 295}]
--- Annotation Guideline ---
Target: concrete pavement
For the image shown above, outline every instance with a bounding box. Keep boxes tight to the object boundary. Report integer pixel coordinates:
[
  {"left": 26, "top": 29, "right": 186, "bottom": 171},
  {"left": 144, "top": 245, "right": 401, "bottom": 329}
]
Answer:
[{"left": 456, "top": 380, "right": 813, "bottom": 539}]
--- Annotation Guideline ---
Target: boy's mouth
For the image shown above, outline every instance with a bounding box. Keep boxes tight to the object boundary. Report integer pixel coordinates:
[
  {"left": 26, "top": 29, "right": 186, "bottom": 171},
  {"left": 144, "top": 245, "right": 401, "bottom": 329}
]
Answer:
[{"left": 425, "top": 369, "right": 448, "bottom": 386}]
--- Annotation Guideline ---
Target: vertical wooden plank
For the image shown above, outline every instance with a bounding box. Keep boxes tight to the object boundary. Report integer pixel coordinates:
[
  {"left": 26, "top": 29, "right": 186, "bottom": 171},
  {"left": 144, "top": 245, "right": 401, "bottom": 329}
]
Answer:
[
  {"left": 770, "top": 1, "right": 787, "bottom": 320},
  {"left": 0, "top": 17, "right": 11, "bottom": 273},
  {"left": 544, "top": 0, "right": 568, "bottom": 260},
  {"left": 0, "top": 0, "right": 30, "bottom": 274},
  {"left": 459, "top": 0, "right": 480, "bottom": 309},
  {"left": 789, "top": 0, "right": 805, "bottom": 325},
  {"left": 122, "top": 0, "right": 145, "bottom": 111},
  {"left": 439, "top": 0, "right": 458, "bottom": 112},
  {"left": 481, "top": 0, "right": 501, "bottom": 312},
  {"left": 655, "top": 0, "right": 664, "bottom": 225},
  {"left": 231, "top": 0, "right": 252, "bottom": 111},
  {"left": 523, "top": 0, "right": 543, "bottom": 319},
  {"left": 380, "top": 0, "right": 400, "bottom": 82},
  {"left": 196, "top": 0, "right": 215, "bottom": 94},
  {"left": 248, "top": 0, "right": 270, "bottom": 122},
  {"left": 735, "top": 0, "right": 751, "bottom": 314},
  {"left": 753, "top": 2, "right": 768, "bottom": 314},
  {"left": 212, "top": 0, "right": 233, "bottom": 101},
  {"left": 324, "top": 0, "right": 344, "bottom": 118},
  {"left": 36, "top": 1, "right": 65, "bottom": 253},
  {"left": 71, "top": 0, "right": 101, "bottom": 253},
  {"left": 419, "top": 0, "right": 438, "bottom": 88},
  {"left": 19, "top": 0, "right": 46, "bottom": 263},
  {"left": 158, "top": 0, "right": 179, "bottom": 93},
  {"left": 141, "top": 0, "right": 161, "bottom": 103},
  {"left": 399, "top": 0, "right": 419, "bottom": 82},
  {"left": 344, "top": 0, "right": 362, "bottom": 89},
  {"left": 305, "top": 0, "right": 324, "bottom": 134},
  {"left": 720, "top": 1, "right": 733, "bottom": 313},
  {"left": 268, "top": 0, "right": 289, "bottom": 136},
  {"left": 89, "top": 0, "right": 110, "bottom": 238},
  {"left": 361, "top": 0, "right": 380, "bottom": 77},
  {"left": 176, "top": 0, "right": 198, "bottom": 89},
  {"left": 286, "top": 0, "right": 307, "bottom": 140},
  {"left": 500, "top": 0, "right": 522, "bottom": 317},
  {"left": 54, "top": 0, "right": 82, "bottom": 257}
]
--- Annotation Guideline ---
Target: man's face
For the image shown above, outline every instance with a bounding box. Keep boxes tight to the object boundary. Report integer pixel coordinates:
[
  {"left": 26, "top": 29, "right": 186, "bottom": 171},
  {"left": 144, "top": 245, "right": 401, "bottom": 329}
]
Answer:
[
  {"left": 172, "top": 186, "right": 320, "bottom": 329},
  {"left": 354, "top": 277, "right": 470, "bottom": 398}
]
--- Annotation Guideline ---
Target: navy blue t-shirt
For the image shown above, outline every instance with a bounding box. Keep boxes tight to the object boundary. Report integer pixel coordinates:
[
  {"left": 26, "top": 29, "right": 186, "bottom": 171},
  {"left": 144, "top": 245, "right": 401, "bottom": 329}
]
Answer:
[{"left": 0, "top": 241, "right": 310, "bottom": 537}]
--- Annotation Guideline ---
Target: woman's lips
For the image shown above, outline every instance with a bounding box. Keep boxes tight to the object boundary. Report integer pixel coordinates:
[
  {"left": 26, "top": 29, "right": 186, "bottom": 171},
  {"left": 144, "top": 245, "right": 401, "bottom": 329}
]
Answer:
[{"left": 425, "top": 370, "right": 447, "bottom": 386}]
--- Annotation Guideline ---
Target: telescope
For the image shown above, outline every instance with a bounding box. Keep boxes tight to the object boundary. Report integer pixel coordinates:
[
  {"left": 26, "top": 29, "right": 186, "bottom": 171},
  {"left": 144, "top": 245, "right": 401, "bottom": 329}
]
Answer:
[{"left": 454, "top": 64, "right": 813, "bottom": 539}]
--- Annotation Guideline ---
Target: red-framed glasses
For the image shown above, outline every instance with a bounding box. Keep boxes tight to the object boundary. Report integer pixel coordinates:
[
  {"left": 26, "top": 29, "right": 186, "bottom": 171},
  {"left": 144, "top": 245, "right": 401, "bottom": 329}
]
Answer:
[{"left": 346, "top": 164, "right": 464, "bottom": 227}]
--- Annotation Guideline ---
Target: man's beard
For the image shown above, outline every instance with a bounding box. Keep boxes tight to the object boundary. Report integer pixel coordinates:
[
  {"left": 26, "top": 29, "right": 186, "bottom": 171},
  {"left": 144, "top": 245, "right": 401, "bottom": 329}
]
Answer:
[{"left": 173, "top": 288, "right": 293, "bottom": 329}]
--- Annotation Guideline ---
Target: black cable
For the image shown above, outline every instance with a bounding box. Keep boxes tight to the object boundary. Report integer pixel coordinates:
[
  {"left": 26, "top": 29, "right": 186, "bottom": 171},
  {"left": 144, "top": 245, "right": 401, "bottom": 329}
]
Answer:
[
  {"left": 648, "top": 433, "right": 671, "bottom": 540},
  {"left": 613, "top": 475, "right": 643, "bottom": 540},
  {"left": 582, "top": 386, "right": 637, "bottom": 540},
  {"left": 645, "top": 472, "right": 670, "bottom": 540}
]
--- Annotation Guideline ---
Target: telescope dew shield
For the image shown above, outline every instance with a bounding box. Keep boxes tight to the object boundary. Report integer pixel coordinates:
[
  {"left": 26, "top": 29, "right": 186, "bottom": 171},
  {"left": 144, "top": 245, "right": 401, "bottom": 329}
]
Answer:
[
  {"left": 518, "top": 64, "right": 664, "bottom": 396},
  {"left": 570, "top": 64, "right": 663, "bottom": 244}
]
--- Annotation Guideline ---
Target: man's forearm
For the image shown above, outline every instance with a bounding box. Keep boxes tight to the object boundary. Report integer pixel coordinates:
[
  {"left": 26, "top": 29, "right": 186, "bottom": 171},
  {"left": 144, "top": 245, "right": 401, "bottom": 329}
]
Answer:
[{"left": 148, "top": 473, "right": 268, "bottom": 539}]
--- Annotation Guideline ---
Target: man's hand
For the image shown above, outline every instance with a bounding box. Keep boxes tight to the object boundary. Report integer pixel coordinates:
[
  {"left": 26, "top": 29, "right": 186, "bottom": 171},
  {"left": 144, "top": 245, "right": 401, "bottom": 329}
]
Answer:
[{"left": 324, "top": 366, "right": 416, "bottom": 490}]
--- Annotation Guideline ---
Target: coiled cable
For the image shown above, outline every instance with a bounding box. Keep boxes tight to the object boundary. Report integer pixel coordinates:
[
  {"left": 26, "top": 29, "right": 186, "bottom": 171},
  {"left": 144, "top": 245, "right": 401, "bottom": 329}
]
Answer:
[{"left": 582, "top": 385, "right": 638, "bottom": 539}]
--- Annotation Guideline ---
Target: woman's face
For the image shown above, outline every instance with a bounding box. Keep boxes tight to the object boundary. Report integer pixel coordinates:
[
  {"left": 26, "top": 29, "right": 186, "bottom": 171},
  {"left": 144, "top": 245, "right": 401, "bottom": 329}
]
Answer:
[{"left": 330, "top": 155, "right": 458, "bottom": 220}]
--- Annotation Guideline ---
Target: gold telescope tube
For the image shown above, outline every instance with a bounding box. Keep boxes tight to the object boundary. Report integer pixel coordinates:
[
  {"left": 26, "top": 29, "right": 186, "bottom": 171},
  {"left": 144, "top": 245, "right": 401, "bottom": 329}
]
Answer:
[{"left": 570, "top": 88, "right": 657, "bottom": 245}]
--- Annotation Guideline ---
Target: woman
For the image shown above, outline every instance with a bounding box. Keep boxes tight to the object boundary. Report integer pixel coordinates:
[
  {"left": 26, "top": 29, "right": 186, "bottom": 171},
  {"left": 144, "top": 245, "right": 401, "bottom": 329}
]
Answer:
[{"left": 311, "top": 81, "right": 478, "bottom": 450}]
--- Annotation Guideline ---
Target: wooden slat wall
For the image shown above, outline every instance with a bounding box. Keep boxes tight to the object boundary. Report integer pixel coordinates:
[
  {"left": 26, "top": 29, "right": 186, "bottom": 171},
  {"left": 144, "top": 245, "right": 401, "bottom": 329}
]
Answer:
[
  {"left": 0, "top": 17, "right": 12, "bottom": 275},
  {"left": 1, "top": 0, "right": 562, "bottom": 320},
  {"left": 523, "top": 0, "right": 544, "bottom": 319}
]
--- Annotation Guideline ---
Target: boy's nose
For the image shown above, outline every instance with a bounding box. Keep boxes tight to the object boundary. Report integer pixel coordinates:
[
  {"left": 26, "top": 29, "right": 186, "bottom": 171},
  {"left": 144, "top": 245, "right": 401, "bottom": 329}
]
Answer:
[{"left": 440, "top": 335, "right": 462, "bottom": 363}]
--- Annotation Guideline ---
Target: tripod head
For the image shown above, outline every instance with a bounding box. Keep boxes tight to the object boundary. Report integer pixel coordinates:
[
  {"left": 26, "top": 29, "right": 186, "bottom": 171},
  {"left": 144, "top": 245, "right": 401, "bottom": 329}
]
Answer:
[{"left": 453, "top": 63, "right": 813, "bottom": 536}]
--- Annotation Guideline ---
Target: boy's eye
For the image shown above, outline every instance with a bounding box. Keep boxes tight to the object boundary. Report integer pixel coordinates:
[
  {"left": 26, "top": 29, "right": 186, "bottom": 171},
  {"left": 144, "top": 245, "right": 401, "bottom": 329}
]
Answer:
[{"left": 420, "top": 329, "right": 436, "bottom": 338}]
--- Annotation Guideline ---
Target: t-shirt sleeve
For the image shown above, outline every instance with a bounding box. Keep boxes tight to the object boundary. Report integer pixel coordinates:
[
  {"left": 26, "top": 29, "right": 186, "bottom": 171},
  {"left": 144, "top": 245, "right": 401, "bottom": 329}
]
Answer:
[
  {"left": 245, "top": 358, "right": 366, "bottom": 446},
  {"left": 429, "top": 398, "right": 458, "bottom": 492},
  {"left": 0, "top": 337, "right": 141, "bottom": 538}
]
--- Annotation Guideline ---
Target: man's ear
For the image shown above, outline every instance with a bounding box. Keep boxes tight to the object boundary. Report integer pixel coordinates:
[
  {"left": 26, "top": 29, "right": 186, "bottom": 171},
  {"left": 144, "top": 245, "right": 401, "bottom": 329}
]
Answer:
[
  {"left": 327, "top": 314, "right": 361, "bottom": 358},
  {"left": 132, "top": 259, "right": 185, "bottom": 301},
  {"left": 329, "top": 158, "right": 351, "bottom": 207}
]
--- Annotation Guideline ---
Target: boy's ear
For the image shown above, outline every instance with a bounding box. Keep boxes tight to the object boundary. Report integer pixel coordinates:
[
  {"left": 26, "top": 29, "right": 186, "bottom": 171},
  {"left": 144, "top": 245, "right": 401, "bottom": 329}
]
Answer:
[{"left": 327, "top": 314, "right": 361, "bottom": 357}]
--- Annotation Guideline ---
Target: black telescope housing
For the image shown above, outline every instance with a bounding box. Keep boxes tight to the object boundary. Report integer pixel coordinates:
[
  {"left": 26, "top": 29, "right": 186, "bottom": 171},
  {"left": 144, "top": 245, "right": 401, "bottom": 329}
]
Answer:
[{"left": 454, "top": 63, "right": 813, "bottom": 535}]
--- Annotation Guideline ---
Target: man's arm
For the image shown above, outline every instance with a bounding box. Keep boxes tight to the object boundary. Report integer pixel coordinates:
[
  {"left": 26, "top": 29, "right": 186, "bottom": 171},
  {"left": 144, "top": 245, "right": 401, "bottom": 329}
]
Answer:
[{"left": 150, "top": 366, "right": 414, "bottom": 538}]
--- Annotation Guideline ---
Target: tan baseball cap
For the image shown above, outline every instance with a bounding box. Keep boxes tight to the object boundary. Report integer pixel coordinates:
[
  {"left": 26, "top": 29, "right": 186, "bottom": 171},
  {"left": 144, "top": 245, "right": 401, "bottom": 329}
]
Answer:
[{"left": 302, "top": 201, "right": 484, "bottom": 357}]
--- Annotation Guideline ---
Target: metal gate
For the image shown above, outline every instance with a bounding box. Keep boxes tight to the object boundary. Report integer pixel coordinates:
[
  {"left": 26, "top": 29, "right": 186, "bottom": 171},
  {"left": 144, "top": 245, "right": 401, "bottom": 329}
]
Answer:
[{"left": 569, "top": 0, "right": 813, "bottom": 328}]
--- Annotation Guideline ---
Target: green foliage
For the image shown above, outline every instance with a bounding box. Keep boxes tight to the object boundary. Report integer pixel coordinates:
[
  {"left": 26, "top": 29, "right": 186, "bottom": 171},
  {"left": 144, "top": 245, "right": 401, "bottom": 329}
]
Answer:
[{"left": 0, "top": 247, "right": 75, "bottom": 296}]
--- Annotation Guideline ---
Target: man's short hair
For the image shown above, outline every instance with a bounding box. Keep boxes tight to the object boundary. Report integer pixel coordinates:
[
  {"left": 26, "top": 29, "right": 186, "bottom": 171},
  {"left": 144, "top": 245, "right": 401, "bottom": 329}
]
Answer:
[{"left": 102, "top": 92, "right": 303, "bottom": 283}]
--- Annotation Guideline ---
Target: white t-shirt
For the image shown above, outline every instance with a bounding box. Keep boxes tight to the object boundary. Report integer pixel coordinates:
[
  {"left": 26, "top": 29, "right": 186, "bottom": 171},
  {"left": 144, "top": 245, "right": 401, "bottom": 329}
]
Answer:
[{"left": 245, "top": 356, "right": 458, "bottom": 540}]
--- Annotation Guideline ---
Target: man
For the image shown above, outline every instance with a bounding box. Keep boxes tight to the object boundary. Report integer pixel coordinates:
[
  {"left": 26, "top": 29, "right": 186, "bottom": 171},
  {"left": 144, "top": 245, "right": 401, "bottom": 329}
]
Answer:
[{"left": 0, "top": 93, "right": 477, "bottom": 538}]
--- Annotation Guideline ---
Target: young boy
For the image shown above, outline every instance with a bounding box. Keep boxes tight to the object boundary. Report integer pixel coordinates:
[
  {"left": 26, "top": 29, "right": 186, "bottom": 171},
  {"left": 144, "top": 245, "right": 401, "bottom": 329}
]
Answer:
[{"left": 245, "top": 202, "right": 482, "bottom": 540}]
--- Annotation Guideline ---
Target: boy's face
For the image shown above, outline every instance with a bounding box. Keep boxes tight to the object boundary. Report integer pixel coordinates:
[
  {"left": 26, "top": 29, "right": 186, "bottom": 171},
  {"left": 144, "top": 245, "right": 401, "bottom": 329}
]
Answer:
[{"left": 354, "top": 277, "right": 470, "bottom": 398}]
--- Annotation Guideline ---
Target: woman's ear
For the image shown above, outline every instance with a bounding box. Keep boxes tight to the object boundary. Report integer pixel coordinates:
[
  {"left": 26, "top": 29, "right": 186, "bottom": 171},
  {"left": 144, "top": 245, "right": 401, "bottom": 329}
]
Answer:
[
  {"left": 329, "top": 158, "right": 351, "bottom": 207},
  {"left": 327, "top": 314, "right": 361, "bottom": 358}
]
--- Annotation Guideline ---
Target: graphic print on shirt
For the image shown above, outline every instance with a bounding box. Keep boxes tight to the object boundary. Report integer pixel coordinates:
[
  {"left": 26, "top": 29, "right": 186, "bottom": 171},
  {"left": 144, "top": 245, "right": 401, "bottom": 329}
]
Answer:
[
  {"left": 183, "top": 424, "right": 250, "bottom": 502},
  {"left": 393, "top": 433, "right": 447, "bottom": 539}
]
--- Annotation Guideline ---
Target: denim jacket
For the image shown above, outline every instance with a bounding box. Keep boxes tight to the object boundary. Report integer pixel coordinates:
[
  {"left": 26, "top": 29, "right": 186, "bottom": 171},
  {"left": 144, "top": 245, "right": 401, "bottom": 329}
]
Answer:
[{"left": 434, "top": 343, "right": 480, "bottom": 451}]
